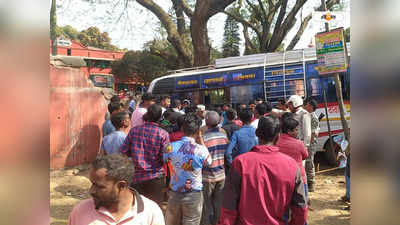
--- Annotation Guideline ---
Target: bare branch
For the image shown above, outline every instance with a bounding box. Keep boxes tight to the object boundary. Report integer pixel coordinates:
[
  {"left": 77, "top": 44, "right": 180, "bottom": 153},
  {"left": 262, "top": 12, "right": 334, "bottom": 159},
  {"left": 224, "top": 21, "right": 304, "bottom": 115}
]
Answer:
[
  {"left": 316, "top": 0, "right": 340, "bottom": 11},
  {"left": 243, "top": 25, "right": 257, "bottom": 53},
  {"left": 274, "top": 0, "right": 288, "bottom": 32},
  {"left": 136, "top": 0, "right": 192, "bottom": 66},
  {"left": 268, "top": 0, "right": 307, "bottom": 51},
  {"left": 223, "top": 10, "right": 262, "bottom": 41},
  {"left": 286, "top": 12, "right": 312, "bottom": 50},
  {"left": 285, "top": 0, "right": 340, "bottom": 51},
  {"left": 171, "top": 0, "right": 186, "bottom": 35},
  {"left": 174, "top": 0, "right": 193, "bottom": 18},
  {"left": 208, "top": 0, "right": 236, "bottom": 18},
  {"left": 257, "top": 0, "right": 267, "bottom": 20}
]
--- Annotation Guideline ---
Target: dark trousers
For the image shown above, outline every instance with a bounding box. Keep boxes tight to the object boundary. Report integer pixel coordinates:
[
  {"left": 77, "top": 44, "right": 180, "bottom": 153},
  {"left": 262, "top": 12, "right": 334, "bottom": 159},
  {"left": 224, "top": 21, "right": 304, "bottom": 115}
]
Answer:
[{"left": 131, "top": 176, "right": 166, "bottom": 206}]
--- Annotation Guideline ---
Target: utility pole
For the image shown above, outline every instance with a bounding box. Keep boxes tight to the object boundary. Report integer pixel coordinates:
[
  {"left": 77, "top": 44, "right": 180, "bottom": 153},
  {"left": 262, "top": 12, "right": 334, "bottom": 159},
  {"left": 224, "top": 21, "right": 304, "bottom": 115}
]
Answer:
[
  {"left": 320, "top": 0, "right": 350, "bottom": 143},
  {"left": 50, "top": 0, "right": 58, "bottom": 56}
]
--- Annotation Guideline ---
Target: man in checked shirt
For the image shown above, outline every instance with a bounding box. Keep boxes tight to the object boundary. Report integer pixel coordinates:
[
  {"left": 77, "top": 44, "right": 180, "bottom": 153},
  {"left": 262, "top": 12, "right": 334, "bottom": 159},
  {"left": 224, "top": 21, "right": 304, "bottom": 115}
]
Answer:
[{"left": 120, "top": 104, "right": 170, "bottom": 207}]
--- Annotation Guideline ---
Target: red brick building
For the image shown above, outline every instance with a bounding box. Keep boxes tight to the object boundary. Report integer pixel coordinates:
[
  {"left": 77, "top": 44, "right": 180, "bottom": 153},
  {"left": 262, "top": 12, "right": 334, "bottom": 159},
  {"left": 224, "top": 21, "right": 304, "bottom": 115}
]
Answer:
[{"left": 50, "top": 38, "right": 142, "bottom": 91}]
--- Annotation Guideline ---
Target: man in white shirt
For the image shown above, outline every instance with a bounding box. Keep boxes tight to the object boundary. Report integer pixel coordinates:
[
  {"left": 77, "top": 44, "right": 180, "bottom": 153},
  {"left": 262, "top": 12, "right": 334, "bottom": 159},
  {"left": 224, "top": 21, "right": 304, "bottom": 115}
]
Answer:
[
  {"left": 287, "top": 95, "right": 312, "bottom": 149},
  {"left": 197, "top": 104, "right": 206, "bottom": 127},
  {"left": 160, "top": 95, "right": 171, "bottom": 115},
  {"left": 250, "top": 102, "right": 271, "bottom": 129},
  {"left": 172, "top": 99, "right": 184, "bottom": 114},
  {"left": 304, "top": 98, "right": 320, "bottom": 192}
]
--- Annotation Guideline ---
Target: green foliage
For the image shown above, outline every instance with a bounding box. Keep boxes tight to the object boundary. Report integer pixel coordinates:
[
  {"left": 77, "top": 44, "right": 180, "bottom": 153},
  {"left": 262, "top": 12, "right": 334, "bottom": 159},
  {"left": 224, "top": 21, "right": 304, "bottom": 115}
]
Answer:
[
  {"left": 222, "top": 15, "right": 241, "bottom": 57},
  {"left": 56, "top": 25, "right": 122, "bottom": 51},
  {"left": 111, "top": 50, "right": 168, "bottom": 84},
  {"left": 143, "top": 39, "right": 181, "bottom": 70},
  {"left": 60, "top": 25, "right": 79, "bottom": 40},
  {"left": 210, "top": 47, "right": 223, "bottom": 64}
]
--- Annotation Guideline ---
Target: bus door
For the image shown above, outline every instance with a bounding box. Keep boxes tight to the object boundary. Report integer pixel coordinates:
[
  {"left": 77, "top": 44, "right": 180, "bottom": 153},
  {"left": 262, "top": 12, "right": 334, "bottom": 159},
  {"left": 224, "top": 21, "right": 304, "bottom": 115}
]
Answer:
[{"left": 203, "top": 88, "right": 228, "bottom": 107}]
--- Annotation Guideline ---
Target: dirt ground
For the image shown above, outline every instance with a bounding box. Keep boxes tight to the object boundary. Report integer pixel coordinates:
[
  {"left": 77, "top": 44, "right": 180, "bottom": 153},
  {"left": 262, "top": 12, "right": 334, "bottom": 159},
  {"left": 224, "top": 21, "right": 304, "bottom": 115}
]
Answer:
[{"left": 50, "top": 159, "right": 350, "bottom": 225}]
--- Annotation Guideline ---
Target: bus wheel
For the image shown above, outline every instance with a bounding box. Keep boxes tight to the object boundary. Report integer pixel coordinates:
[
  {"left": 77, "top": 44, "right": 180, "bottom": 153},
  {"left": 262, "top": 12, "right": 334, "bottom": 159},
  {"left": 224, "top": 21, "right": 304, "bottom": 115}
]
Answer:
[{"left": 324, "top": 141, "right": 340, "bottom": 166}]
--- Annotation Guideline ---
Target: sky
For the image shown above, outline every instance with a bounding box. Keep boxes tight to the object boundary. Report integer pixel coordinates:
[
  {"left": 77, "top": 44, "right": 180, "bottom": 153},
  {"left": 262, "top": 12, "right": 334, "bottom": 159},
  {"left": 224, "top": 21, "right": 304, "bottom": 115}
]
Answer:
[{"left": 56, "top": 0, "right": 350, "bottom": 54}]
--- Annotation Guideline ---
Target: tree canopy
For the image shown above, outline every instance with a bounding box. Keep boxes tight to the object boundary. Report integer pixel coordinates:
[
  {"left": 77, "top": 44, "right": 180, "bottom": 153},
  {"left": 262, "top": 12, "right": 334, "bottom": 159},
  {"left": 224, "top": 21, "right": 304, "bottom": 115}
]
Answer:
[
  {"left": 222, "top": 14, "right": 241, "bottom": 57},
  {"left": 56, "top": 25, "right": 124, "bottom": 51},
  {"left": 224, "top": 0, "right": 341, "bottom": 53},
  {"left": 134, "top": 0, "right": 235, "bottom": 67},
  {"left": 111, "top": 50, "right": 168, "bottom": 84}
]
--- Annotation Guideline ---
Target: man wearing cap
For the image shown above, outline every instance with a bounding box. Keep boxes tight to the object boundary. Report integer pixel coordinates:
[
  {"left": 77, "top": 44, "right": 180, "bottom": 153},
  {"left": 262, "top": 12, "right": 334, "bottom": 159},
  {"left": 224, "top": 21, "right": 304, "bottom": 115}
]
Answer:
[
  {"left": 197, "top": 104, "right": 207, "bottom": 127},
  {"left": 130, "top": 93, "right": 156, "bottom": 128},
  {"left": 182, "top": 99, "right": 190, "bottom": 113},
  {"left": 201, "top": 111, "right": 229, "bottom": 225},
  {"left": 287, "top": 95, "right": 312, "bottom": 150}
]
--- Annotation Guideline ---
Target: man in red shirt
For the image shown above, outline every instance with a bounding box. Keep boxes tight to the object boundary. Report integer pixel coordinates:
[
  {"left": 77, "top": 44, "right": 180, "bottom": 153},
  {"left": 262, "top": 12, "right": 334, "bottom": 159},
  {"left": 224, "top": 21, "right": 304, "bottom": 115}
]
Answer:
[
  {"left": 219, "top": 116, "right": 307, "bottom": 225},
  {"left": 277, "top": 116, "right": 308, "bottom": 183}
]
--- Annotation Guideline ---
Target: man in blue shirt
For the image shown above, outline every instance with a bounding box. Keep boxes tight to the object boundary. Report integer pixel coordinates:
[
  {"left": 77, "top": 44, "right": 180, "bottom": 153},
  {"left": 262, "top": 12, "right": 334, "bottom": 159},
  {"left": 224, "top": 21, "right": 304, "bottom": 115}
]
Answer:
[
  {"left": 164, "top": 114, "right": 212, "bottom": 225},
  {"left": 225, "top": 108, "right": 258, "bottom": 166},
  {"left": 221, "top": 103, "right": 231, "bottom": 126},
  {"left": 100, "top": 111, "right": 130, "bottom": 155},
  {"left": 102, "top": 101, "right": 122, "bottom": 137}
]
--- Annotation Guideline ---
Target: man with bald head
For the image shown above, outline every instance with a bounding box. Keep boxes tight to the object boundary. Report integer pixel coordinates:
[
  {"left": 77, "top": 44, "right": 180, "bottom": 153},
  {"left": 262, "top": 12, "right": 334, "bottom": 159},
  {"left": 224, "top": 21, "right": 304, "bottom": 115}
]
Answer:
[{"left": 201, "top": 111, "right": 229, "bottom": 225}]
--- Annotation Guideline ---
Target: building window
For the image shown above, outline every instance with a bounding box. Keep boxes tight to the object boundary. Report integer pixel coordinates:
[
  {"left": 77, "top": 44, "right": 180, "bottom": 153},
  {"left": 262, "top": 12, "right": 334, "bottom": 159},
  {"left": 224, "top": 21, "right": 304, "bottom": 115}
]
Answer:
[{"left": 67, "top": 49, "right": 71, "bottom": 56}]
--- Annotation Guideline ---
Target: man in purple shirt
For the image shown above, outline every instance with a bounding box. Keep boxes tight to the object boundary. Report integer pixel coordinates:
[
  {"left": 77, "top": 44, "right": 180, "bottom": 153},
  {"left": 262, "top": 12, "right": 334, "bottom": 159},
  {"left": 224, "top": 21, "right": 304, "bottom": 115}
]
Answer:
[
  {"left": 120, "top": 104, "right": 169, "bottom": 206},
  {"left": 130, "top": 93, "right": 156, "bottom": 128}
]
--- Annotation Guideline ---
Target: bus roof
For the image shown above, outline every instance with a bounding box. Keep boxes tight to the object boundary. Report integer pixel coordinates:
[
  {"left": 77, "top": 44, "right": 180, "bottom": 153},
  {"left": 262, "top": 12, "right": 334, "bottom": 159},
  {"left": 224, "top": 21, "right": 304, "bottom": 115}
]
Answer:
[{"left": 148, "top": 42, "right": 351, "bottom": 92}]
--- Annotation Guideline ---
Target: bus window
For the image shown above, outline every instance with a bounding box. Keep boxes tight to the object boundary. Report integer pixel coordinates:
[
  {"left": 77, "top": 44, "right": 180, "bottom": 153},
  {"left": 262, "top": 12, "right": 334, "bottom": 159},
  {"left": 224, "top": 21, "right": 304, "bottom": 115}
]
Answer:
[
  {"left": 230, "top": 84, "right": 263, "bottom": 105},
  {"left": 321, "top": 73, "right": 350, "bottom": 103},
  {"left": 341, "top": 72, "right": 350, "bottom": 101},
  {"left": 175, "top": 91, "right": 201, "bottom": 105},
  {"left": 307, "top": 78, "right": 323, "bottom": 102}
]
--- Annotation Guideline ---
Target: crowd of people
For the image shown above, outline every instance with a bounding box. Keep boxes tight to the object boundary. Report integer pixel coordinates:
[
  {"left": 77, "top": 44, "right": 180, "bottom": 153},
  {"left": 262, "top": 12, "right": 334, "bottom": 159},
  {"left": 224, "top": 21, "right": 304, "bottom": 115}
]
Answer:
[{"left": 68, "top": 91, "right": 350, "bottom": 225}]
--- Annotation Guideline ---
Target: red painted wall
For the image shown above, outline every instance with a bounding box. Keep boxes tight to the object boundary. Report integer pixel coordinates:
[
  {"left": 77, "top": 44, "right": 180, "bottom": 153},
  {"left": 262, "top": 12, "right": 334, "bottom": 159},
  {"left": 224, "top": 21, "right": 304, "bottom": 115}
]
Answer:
[
  {"left": 50, "top": 64, "right": 107, "bottom": 169},
  {"left": 49, "top": 40, "right": 124, "bottom": 59}
]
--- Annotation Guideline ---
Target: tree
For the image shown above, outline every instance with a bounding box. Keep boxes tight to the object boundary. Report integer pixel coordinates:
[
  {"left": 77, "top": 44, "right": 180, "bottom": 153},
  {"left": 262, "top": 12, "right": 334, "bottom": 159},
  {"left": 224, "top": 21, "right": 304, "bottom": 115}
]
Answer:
[
  {"left": 210, "top": 47, "right": 223, "bottom": 64},
  {"left": 225, "top": 0, "right": 341, "bottom": 53},
  {"left": 55, "top": 25, "right": 124, "bottom": 51},
  {"left": 50, "top": 0, "right": 57, "bottom": 55},
  {"left": 78, "top": 26, "right": 121, "bottom": 51},
  {"left": 134, "top": 0, "right": 236, "bottom": 67},
  {"left": 59, "top": 25, "right": 79, "bottom": 41},
  {"left": 111, "top": 50, "right": 168, "bottom": 84},
  {"left": 222, "top": 14, "right": 241, "bottom": 57}
]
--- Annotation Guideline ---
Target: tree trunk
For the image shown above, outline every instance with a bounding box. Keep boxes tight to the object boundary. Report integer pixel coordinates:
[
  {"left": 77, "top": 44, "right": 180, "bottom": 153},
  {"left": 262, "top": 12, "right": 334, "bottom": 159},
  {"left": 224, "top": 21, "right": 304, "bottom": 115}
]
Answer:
[
  {"left": 191, "top": 17, "right": 210, "bottom": 66},
  {"left": 50, "top": 0, "right": 57, "bottom": 55},
  {"left": 191, "top": 0, "right": 211, "bottom": 66},
  {"left": 136, "top": 0, "right": 192, "bottom": 67},
  {"left": 171, "top": 0, "right": 186, "bottom": 36},
  {"left": 243, "top": 25, "right": 257, "bottom": 54}
]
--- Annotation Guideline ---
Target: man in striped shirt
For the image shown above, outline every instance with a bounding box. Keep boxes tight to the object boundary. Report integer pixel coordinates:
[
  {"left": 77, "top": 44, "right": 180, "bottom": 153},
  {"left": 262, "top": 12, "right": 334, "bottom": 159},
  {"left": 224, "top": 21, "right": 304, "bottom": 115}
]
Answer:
[{"left": 201, "top": 111, "right": 229, "bottom": 225}]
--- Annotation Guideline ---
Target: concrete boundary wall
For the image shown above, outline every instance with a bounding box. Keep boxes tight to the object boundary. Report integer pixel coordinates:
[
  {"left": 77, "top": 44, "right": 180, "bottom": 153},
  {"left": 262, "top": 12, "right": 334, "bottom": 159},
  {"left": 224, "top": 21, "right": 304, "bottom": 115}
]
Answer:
[{"left": 50, "top": 63, "right": 107, "bottom": 169}]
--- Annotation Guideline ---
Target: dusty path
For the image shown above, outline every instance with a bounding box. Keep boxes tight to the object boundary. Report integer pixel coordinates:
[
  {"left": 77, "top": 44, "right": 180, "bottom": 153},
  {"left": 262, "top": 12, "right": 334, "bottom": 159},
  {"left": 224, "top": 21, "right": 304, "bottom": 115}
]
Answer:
[{"left": 50, "top": 163, "right": 350, "bottom": 225}]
